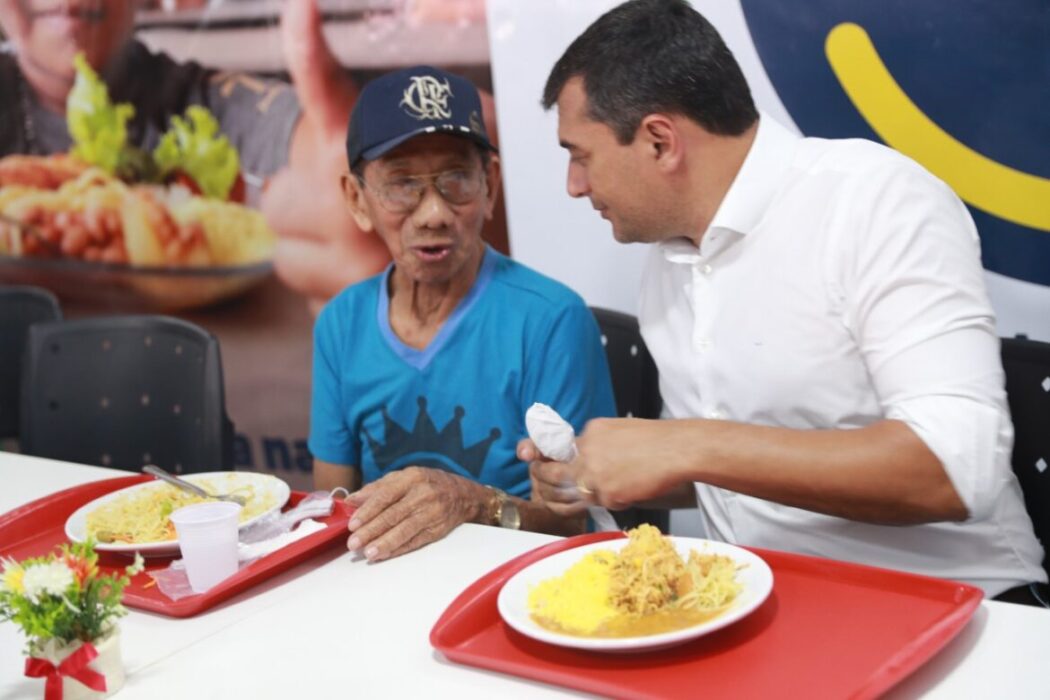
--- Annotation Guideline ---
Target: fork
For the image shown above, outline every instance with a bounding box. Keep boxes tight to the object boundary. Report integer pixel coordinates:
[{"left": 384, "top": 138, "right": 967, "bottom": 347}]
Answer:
[{"left": 142, "top": 465, "right": 248, "bottom": 506}]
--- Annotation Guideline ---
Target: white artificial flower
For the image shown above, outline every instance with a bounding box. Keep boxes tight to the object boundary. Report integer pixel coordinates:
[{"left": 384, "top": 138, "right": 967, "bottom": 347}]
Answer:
[
  {"left": 0, "top": 557, "right": 22, "bottom": 593},
  {"left": 21, "top": 561, "right": 75, "bottom": 602}
]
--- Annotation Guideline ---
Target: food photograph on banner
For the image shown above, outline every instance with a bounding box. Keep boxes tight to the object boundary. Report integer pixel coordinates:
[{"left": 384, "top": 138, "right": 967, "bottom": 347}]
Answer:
[
  {"left": 2, "top": 1, "right": 1048, "bottom": 699},
  {"left": 0, "top": 0, "right": 505, "bottom": 489}
]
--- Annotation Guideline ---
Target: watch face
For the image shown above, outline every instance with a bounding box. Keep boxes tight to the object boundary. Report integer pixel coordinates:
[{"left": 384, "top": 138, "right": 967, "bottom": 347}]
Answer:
[{"left": 500, "top": 500, "right": 521, "bottom": 530}]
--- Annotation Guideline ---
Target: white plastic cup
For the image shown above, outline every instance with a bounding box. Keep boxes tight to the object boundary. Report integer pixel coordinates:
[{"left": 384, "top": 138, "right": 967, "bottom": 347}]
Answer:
[{"left": 169, "top": 501, "right": 242, "bottom": 593}]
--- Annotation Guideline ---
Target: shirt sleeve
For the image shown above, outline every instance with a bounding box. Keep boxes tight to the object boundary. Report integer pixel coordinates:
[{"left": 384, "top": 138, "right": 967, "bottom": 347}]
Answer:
[
  {"left": 841, "top": 162, "right": 1013, "bottom": 520},
  {"left": 205, "top": 71, "right": 302, "bottom": 180},
  {"left": 308, "top": 302, "right": 359, "bottom": 467},
  {"left": 117, "top": 43, "right": 302, "bottom": 182},
  {"left": 522, "top": 300, "right": 617, "bottom": 436}
]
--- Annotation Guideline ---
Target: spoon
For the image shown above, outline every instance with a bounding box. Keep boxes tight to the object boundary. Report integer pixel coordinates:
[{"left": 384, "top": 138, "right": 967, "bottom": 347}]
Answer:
[{"left": 142, "top": 465, "right": 247, "bottom": 506}]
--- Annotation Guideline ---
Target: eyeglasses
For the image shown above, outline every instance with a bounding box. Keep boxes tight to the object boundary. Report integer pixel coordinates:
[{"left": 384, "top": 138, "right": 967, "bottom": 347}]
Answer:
[{"left": 361, "top": 168, "right": 485, "bottom": 214}]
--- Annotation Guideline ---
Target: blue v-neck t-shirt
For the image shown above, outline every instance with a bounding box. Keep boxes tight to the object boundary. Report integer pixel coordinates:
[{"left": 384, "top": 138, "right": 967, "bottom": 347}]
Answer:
[{"left": 308, "top": 247, "right": 616, "bottom": 497}]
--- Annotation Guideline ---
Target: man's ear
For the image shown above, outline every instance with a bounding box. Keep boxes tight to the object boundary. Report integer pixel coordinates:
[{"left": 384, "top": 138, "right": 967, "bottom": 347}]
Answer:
[
  {"left": 637, "top": 114, "right": 683, "bottom": 173},
  {"left": 340, "top": 172, "right": 375, "bottom": 232}
]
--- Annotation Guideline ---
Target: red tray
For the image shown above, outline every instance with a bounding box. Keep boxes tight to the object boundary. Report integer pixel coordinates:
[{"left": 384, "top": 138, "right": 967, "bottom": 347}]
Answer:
[
  {"left": 430, "top": 532, "right": 983, "bottom": 700},
  {"left": 0, "top": 475, "right": 354, "bottom": 617}
]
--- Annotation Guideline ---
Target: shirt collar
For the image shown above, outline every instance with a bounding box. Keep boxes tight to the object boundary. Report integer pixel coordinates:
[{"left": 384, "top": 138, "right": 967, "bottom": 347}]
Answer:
[
  {"left": 658, "top": 113, "right": 799, "bottom": 263},
  {"left": 659, "top": 237, "right": 703, "bottom": 264},
  {"left": 707, "top": 111, "right": 799, "bottom": 238}
]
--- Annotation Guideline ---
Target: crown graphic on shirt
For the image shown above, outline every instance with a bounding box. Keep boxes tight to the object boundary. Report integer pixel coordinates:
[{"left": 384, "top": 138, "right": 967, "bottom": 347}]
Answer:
[{"left": 363, "top": 396, "right": 500, "bottom": 478}]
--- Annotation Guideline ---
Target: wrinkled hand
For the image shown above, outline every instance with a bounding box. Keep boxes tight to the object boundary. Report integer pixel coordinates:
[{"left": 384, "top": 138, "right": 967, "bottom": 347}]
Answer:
[
  {"left": 528, "top": 419, "right": 687, "bottom": 512},
  {"left": 520, "top": 438, "right": 591, "bottom": 518},
  {"left": 263, "top": 0, "right": 390, "bottom": 312},
  {"left": 345, "top": 466, "right": 486, "bottom": 562}
]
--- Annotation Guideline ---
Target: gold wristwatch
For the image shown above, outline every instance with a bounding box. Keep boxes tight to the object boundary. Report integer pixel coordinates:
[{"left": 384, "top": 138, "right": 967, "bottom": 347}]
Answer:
[{"left": 487, "top": 487, "right": 521, "bottom": 530}]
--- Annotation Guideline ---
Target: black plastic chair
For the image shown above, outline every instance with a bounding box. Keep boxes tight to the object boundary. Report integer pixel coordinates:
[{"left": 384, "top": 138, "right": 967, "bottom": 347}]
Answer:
[
  {"left": 0, "top": 285, "right": 62, "bottom": 440},
  {"left": 1001, "top": 335, "right": 1050, "bottom": 580},
  {"left": 590, "top": 307, "right": 669, "bottom": 532},
  {"left": 20, "top": 315, "right": 234, "bottom": 473}
]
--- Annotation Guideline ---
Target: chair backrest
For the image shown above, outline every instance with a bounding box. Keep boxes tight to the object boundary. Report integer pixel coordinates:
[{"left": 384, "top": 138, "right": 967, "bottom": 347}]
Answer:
[
  {"left": 0, "top": 285, "right": 62, "bottom": 439},
  {"left": 590, "top": 307, "right": 669, "bottom": 532},
  {"left": 591, "top": 307, "right": 662, "bottom": 420},
  {"left": 20, "top": 315, "right": 233, "bottom": 473},
  {"left": 1000, "top": 336, "right": 1050, "bottom": 577}
]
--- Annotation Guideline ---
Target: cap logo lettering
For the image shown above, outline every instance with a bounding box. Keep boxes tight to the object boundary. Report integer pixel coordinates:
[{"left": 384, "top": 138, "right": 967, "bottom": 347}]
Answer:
[{"left": 400, "top": 76, "right": 453, "bottom": 121}]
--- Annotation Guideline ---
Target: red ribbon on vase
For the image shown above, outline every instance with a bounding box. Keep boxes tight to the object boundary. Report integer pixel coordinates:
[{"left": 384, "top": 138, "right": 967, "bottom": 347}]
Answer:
[{"left": 25, "top": 642, "right": 107, "bottom": 700}]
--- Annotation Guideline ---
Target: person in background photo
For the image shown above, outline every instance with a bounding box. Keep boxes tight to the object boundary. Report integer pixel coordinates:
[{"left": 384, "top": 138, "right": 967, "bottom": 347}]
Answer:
[
  {"left": 526, "top": 0, "right": 1047, "bottom": 605},
  {"left": 0, "top": 0, "right": 507, "bottom": 311},
  {"left": 310, "top": 65, "right": 616, "bottom": 562}
]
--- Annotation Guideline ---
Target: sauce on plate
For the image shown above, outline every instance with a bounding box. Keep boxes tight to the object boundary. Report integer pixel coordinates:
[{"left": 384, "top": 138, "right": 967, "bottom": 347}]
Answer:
[{"left": 533, "top": 606, "right": 728, "bottom": 638}]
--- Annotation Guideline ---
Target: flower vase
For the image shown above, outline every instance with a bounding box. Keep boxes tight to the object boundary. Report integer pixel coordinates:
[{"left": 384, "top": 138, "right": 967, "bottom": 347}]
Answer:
[{"left": 35, "top": 626, "right": 125, "bottom": 699}]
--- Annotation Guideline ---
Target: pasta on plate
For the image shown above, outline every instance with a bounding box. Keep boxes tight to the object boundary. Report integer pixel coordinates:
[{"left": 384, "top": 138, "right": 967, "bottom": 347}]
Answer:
[{"left": 85, "top": 478, "right": 276, "bottom": 545}]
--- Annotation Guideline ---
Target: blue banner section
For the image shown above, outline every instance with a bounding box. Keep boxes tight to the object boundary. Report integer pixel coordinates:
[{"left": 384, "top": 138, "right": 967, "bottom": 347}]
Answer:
[{"left": 740, "top": 0, "right": 1050, "bottom": 286}]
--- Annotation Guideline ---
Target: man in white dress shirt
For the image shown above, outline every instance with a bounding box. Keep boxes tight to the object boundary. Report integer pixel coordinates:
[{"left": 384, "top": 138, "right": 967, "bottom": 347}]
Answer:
[{"left": 525, "top": 0, "right": 1047, "bottom": 603}]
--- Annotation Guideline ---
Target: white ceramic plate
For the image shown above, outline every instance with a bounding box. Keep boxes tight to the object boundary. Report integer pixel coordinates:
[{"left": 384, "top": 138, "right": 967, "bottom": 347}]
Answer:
[
  {"left": 497, "top": 536, "right": 773, "bottom": 653},
  {"left": 65, "top": 472, "right": 290, "bottom": 556}
]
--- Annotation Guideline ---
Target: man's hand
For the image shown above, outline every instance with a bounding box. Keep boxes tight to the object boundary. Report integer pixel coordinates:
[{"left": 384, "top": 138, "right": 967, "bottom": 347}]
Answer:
[
  {"left": 571, "top": 418, "right": 688, "bottom": 508},
  {"left": 345, "top": 466, "right": 488, "bottom": 562},
  {"left": 534, "top": 416, "right": 967, "bottom": 525},
  {"left": 264, "top": 0, "right": 390, "bottom": 312},
  {"left": 521, "top": 438, "right": 591, "bottom": 517},
  {"left": 525, "top": 420, "right": 694, "bottom": 514}
]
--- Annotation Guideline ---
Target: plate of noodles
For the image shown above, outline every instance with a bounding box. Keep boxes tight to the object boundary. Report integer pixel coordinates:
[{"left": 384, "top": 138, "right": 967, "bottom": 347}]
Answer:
[
  {"left": 64, "top": 472, "right": 290, "bottom": 556},
  {"left": 497, "top": 525, "right": 773, "bottom": 652}
]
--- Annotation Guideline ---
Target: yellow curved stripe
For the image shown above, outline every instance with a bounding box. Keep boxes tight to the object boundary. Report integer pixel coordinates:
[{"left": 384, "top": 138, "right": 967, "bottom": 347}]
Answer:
[{"left": 825, "top": 22, "right": 1050, "bottom": 232}]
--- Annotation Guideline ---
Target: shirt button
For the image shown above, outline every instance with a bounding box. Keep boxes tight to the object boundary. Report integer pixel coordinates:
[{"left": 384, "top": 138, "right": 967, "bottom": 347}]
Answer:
[
  {"left": 701, "top": 264, "right": 713, "bottom": 275},
  {"left": 694, "top": 338, "right": 712, "bottom": 351},
  {"left": 705, "top": 409, "right": 726, "bottom": 420}
]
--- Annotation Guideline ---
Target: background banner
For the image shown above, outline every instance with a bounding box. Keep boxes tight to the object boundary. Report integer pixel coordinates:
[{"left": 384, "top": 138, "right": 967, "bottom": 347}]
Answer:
[{"left": 0, "top": 0, "right": 501, "bottom": 490}]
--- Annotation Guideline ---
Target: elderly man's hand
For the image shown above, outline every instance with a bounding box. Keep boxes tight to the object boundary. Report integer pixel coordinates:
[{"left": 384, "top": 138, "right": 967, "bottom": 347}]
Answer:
[
  {"left": 264, "top": 0, "right": 390, "bottom": 313},
  {"left": 520, "top": 438, "right": 592, "bottom": 517},
  {"left": 345, "top": 466, "right": 489, "bottom": 561}
]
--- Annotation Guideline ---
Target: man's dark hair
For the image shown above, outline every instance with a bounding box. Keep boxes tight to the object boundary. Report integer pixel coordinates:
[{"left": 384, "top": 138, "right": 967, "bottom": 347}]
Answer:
[{"left": 542, "top": 0, "right": 758, "bottom": 143}]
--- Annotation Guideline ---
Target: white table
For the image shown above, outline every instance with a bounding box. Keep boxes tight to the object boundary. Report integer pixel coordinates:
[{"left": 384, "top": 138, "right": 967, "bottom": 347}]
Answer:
[{"left": 2, "top": 453, "right": 1048, "bottom": 699}]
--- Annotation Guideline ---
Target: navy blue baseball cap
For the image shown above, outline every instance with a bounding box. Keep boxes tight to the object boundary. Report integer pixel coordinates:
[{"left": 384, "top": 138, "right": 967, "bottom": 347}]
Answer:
[{"left": 346, "top": 65, "right": 497, "bottom": 168}]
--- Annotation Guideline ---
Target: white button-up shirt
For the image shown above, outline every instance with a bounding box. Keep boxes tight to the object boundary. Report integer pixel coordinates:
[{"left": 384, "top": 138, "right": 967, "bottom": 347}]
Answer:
[{"left": 638, "top": 114, "right": 1045, "bottom": 595}]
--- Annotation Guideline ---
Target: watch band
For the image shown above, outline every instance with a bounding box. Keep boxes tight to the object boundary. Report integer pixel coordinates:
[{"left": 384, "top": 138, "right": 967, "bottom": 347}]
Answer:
[{"left": 486, "top": 486, "right": 521, "bottom": 530}]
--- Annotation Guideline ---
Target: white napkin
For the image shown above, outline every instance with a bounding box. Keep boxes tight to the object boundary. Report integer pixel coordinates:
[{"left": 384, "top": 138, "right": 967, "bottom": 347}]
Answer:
[
  {"left": 525, "top": 403, "right": 619, "bottom": 532},
  {"left": 525, "top": 402, "right": 579, "bottom": 462},
  {"left": 149, "top": 516, "right": 330, "bottom": 601},
  {"left": 238, "top": 518, "right": 327, "bottom": 562}
]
